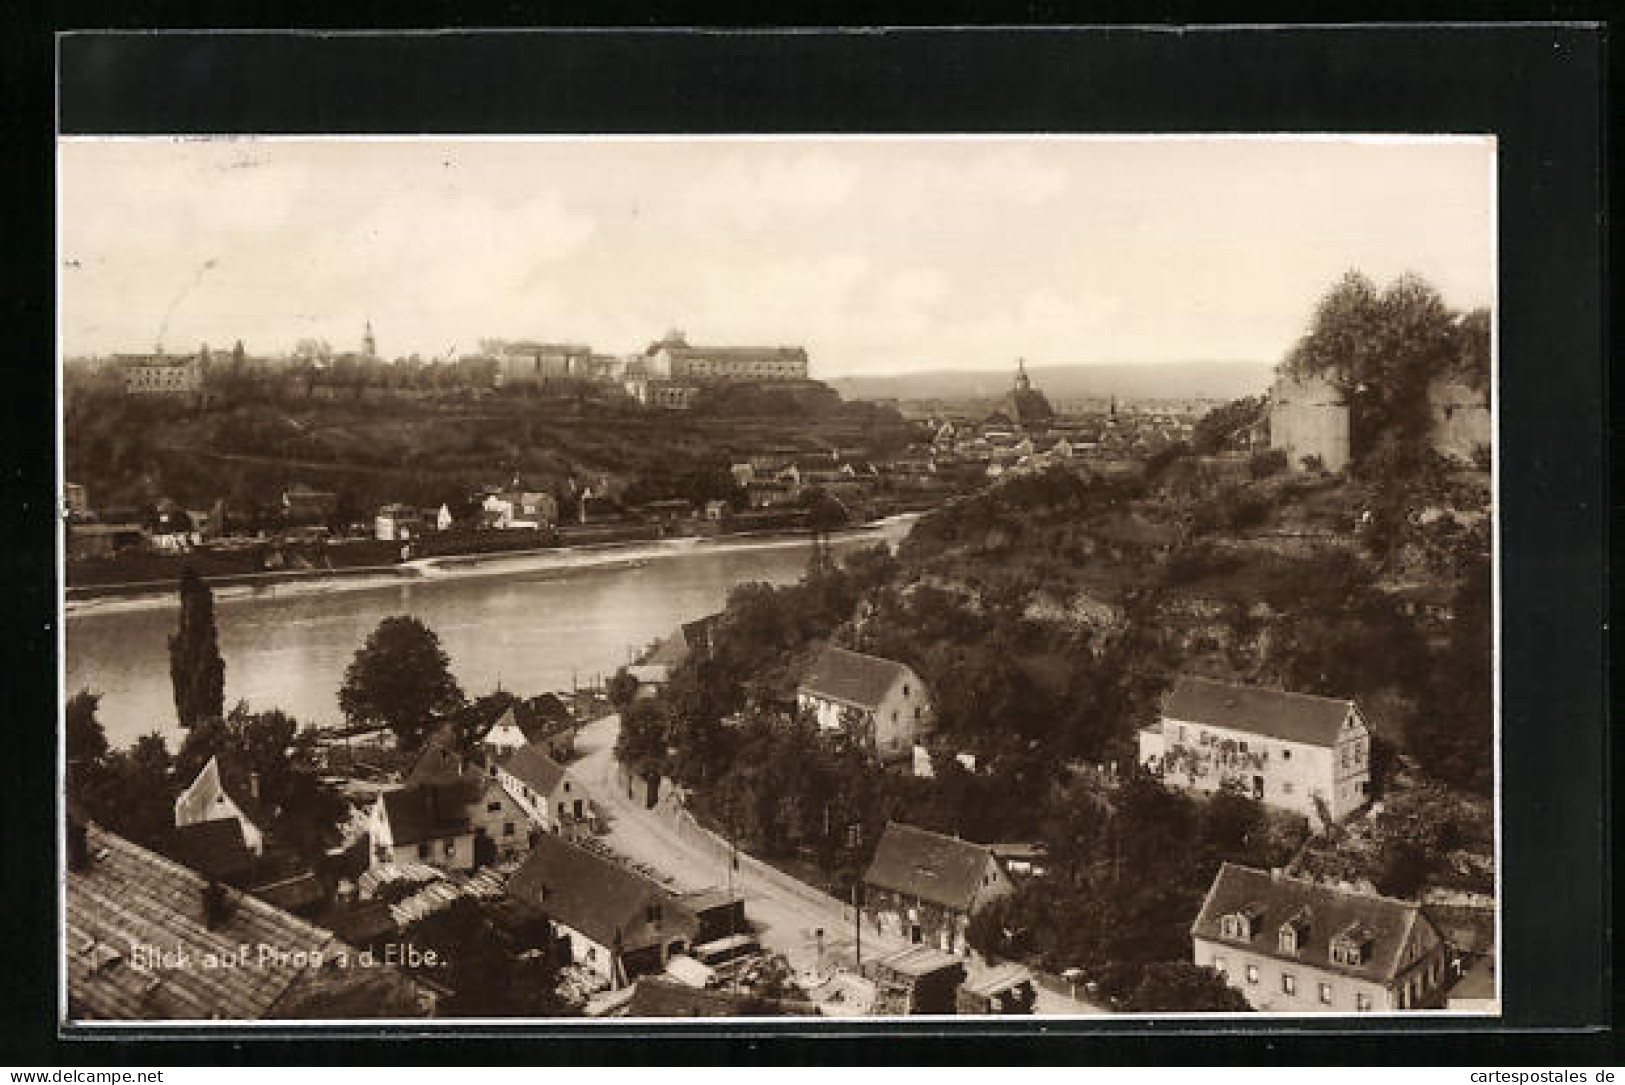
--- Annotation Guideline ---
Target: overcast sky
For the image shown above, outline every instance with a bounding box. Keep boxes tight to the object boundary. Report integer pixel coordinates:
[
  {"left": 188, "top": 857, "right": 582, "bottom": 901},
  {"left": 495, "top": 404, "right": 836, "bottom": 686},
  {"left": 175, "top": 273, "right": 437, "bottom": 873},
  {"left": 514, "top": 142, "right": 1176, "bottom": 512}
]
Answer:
[{"left": 58, "top": 137, "right": 1494, "bottom": 377}]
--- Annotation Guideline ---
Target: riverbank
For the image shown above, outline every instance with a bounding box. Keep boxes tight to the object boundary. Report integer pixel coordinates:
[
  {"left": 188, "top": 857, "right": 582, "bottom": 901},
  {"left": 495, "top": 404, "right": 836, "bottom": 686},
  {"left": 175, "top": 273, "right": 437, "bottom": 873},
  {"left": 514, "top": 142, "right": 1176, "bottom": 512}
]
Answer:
[{"left": 64, "top": 514, "right": 920, "bottom": 617}]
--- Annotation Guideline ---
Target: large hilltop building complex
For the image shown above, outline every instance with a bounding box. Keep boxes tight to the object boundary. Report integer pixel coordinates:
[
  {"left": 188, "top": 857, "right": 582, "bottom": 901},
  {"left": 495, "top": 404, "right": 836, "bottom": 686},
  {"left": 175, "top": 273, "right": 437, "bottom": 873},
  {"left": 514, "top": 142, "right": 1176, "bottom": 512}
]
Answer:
[{"left": 643, "top": 329, "right": 809, "bottom": 383}]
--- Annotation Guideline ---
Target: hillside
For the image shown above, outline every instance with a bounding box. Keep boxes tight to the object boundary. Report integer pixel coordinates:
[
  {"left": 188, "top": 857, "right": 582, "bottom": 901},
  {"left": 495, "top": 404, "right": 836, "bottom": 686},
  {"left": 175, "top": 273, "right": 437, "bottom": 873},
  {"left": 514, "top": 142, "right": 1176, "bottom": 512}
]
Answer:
[{"left": 62, "top": 384, "right": 913, "bottom": 515}]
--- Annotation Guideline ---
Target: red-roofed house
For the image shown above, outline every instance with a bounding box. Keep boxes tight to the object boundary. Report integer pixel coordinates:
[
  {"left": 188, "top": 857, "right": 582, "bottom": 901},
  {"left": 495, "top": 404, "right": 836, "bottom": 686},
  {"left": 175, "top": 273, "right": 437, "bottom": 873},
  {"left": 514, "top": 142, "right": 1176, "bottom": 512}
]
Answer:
[
  {"left": 1138, "top": 676, "right": 1373, "bottom": 822},
  {"left": 1192, "top": 862, "right": 1450, "bottom": 1012},
  {"left": 797, "top": 645, "right": 933, "bottom": 767},
  {"left": 861, "top": 821, "right": 1013, "bottom": 957}
]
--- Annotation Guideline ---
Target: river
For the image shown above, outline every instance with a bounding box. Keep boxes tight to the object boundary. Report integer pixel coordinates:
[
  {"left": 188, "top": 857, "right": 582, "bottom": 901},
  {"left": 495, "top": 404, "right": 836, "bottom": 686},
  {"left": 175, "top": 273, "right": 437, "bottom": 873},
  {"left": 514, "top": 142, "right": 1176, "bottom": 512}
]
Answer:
[{"left": 64, "top": 518, "right": 917, "bottom": 750}]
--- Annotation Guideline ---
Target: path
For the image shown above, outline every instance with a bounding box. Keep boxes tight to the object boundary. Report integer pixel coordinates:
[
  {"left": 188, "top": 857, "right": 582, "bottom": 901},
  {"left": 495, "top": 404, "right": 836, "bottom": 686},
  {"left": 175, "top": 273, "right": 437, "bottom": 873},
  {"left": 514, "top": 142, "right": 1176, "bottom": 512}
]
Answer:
[{"left": 572, "top": 713, "right": 1105, "bottom": 1015}]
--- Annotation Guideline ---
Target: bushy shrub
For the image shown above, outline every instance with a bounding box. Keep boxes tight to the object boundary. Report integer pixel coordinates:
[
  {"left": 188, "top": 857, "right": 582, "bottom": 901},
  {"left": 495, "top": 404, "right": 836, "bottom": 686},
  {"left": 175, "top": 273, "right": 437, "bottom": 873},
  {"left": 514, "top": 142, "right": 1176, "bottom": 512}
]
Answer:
[{"left": 1248, "top": 449, "right": 1289, "bottom": 479}]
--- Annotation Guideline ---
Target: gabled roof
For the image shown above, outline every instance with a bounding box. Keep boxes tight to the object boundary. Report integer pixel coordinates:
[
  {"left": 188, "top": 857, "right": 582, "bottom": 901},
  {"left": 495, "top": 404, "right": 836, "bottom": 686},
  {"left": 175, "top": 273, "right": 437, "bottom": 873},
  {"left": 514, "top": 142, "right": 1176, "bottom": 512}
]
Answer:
[
  {"left": 1162, "top": 675, "right": 1356, "bottom": 748},
  {"left": 66, "top": 822, "right": 424, "bottom": 1021},
  {"left": 506, "top": 834, "right": 696, "bottom": 954},
  {"left": 500, "top": 742, "right": 571, "bottom": 797},
  {"left": 862, "top": 822, "right": 996, "bottom": 914},
  {"left": 1191, "top": 862, "right": 1433, "bottom": 985},
  {"left": 404, "top": 726, "right": 475, "bottom": 788},
  {"left": 157, "top": 819, "right": 256, "bottom": 883},
  {"left": 378, "top": 786, "right": 472, "bottom": 847},
  {"left": 484, "top": 706, "right": 530, "bottom": 744},
  {"left": 174, "top": 754, "right": 273, "bottom": 831},
  {"left": 797, "top": 645, "right": 915, "bottom": 712}
]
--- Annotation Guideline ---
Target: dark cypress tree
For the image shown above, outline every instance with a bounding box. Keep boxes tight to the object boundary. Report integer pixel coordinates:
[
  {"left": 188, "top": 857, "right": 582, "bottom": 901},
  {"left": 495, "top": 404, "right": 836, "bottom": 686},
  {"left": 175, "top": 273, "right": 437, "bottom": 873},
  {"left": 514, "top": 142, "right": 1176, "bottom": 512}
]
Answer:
[{"left": 169, "top": 566, "right": 225, "bottom": 729}]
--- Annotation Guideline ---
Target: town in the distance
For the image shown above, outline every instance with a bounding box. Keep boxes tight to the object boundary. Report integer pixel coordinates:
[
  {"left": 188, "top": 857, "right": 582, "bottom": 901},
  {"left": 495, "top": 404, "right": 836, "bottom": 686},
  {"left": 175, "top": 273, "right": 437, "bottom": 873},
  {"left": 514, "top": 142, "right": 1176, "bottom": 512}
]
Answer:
[{"left": 62, "top": 271, "right": 1495, "bottom": 1021}]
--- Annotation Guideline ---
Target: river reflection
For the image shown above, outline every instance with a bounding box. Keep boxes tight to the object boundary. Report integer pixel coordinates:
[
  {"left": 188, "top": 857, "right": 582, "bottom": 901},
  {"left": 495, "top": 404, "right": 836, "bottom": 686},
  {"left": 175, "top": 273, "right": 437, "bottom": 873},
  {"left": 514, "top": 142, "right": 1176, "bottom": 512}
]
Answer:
[{"left": 65, "top": 521, "right": 914, "bottom": 749}]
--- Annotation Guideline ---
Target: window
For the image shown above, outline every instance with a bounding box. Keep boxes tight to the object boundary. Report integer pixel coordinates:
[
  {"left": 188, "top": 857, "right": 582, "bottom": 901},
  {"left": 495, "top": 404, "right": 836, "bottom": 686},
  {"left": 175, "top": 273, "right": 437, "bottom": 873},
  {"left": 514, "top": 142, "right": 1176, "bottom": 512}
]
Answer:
[
  {"left": 487, "top": 801, "right": 502, "bottom": 813},
  {"left": 1356, "top": 993, "right": 1372, "bottom": 1012},
  {"left": 1319, "top": 982, "right": 1333, "bottom": 1005},
  {"left": 1282, "top": 748, "right": 1291, "bottom": 761},
  {"left": 1245, "top": 965, "right": 1259, "bottom": 985},
  {"left": 417, "top": 843, "right": 430, "bottom": 859},
  {"left": 1281, "top": 974, "right": 1296, "bottom": 996},
  {"left": 1239, "top": 740, "right": 1249, "bottom": 753},
  {"left": 503, "top": 822, "right": 515, "bottom": 837}
]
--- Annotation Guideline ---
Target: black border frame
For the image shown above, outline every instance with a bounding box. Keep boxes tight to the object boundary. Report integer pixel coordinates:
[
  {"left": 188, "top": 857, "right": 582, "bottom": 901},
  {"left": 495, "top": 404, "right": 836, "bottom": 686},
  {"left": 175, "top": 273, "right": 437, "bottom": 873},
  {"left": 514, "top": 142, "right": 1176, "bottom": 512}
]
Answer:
[{"left": 5, "top": 20, "right": 1611, "bottom": 1064}]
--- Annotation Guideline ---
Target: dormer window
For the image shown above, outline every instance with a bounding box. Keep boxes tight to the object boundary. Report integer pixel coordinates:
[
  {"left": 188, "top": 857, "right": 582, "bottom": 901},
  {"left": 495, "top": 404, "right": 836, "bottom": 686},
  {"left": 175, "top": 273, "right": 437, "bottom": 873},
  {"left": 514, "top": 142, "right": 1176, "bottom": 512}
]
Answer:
[
  {"left": 1220, "top": 903, "right": 1264, "bottom": 941},
  {"left": 1331, "top": 923, "right": 1374, "bottom": 966},
  {"left": 1279, "top": 908, "right": 1311, "bottom": 955}
]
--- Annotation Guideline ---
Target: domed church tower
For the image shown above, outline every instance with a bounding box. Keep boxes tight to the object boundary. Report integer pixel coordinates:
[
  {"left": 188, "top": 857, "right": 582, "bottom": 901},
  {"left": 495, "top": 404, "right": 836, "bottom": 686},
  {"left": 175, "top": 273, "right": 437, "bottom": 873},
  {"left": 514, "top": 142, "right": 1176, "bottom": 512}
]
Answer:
[{"left": 987, "top": 357, "right": 1055, "bottom": 433}]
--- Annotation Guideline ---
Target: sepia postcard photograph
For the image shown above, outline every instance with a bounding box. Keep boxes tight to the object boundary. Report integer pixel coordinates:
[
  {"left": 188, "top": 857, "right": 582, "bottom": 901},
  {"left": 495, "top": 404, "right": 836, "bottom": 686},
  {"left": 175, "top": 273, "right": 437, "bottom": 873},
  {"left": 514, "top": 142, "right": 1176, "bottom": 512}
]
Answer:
[{"left": 57, "top": 133, "right": 1499, "bottom": 1026}]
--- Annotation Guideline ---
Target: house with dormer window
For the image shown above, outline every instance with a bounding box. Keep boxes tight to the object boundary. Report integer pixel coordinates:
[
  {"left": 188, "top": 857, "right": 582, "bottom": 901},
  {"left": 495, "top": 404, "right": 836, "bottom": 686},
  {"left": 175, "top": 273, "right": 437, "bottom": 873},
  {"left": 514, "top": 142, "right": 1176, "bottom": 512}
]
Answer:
[
  {"left": 1137, "top": 676, "right": 1372, "bottom": 823},
  {"left": 1192, "top": 862, "right": 1450, "bottom": 1012}
]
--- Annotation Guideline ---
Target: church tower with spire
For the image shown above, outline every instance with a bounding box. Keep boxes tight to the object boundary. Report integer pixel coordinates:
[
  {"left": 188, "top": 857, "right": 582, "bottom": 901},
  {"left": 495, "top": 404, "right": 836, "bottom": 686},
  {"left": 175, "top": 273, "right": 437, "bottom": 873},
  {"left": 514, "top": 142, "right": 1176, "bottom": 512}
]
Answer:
[
  {"left": 362, "top": 320, "right": 377, "bottom": 359},
  {"left": 1014, "top": 357, "right": 1032, "bottom": 393}
]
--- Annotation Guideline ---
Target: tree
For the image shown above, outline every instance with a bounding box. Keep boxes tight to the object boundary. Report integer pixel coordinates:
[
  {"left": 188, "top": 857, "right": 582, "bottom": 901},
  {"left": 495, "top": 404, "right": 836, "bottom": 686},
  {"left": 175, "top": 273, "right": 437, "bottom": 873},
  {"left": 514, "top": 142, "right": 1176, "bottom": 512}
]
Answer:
[
  {"left": 606, "top": 667, "right": 640, "bottom": 711},
  {"left": 1125, "top": 962, "right": 1252, "bottom": 1012},
  {"left": 339, "top": 616, "right": 465, "bottom": 749},
  {"left": 1284, "top": 271, "right": 1470, "bottom": 466},
  {"left": 1192, "top": 396, "right": 1265, "bottom": 455},
  {"left": 65, "top": 689, "right": 109, "bottom": 794},
  {"left": 1407, "top": 552, "right": 1493, "bottom": 793},
  {"left": 169, "top": 566, "right": 225, "bottom": 729},
  {"left": 90, "top": 732, "right": 175, "bottom": 847}
]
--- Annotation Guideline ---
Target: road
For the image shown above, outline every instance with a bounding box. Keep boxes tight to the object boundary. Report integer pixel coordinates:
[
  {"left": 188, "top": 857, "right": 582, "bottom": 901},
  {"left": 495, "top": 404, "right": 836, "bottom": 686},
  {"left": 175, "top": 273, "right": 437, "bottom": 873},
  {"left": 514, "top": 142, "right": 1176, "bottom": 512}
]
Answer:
[{"left": 572, "top": 713, "right": 1105, "bottom": 1015}]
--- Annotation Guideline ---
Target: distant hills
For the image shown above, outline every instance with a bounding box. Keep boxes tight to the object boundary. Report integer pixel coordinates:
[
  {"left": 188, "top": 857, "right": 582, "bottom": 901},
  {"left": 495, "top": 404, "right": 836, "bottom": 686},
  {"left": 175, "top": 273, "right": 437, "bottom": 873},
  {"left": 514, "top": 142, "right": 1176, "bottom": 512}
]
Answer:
[{"left": 824, "top": 361, "right": 1275, "bottom": 404}]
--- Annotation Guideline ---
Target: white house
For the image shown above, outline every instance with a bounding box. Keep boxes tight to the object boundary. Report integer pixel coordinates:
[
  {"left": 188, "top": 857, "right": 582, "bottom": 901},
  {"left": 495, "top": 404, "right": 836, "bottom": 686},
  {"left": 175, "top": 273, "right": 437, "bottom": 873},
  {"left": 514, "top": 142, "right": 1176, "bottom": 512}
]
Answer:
[
  {"left": 173, "top": 754, "right": 270, "bottom": 856},
  {"left": 796, "top": 645, "right": 934, "bottom": 768},
  {"left": 368, "top": 786, "right": 478, "bottom": 871},
  {"left": 1192, "top": 862, "right": 1450, "bottom": 1012},
  {"left": 497, "top": 742, "right": 588, "bottom": 834},
  {"left": 482, "top": 707, "right": 530, "bottom": 759},
  {"left": 435, "top": 503, "right": 454, "bottom": 532},
  {"left": 375, "top": 503, "right": 423, "bottom": 542},
  {"left": 482, "top": 490, "right": 559, "bottom": 530},
  {"left": 1139, "top": 676, "right": 1372, "bottom": 823},
  {"left": 505, "top": 834, "right": 700, "bottom": 988}
]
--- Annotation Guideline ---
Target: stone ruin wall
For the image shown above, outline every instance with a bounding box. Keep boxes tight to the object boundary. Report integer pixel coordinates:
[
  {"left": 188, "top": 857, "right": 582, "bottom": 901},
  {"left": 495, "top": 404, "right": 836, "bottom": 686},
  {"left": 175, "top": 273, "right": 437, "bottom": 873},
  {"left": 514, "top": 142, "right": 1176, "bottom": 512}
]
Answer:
[
  {"left": 1427, "top": 376, "right": 1492, "bottom": 464},
  {"left": 1268, "top": 374, "right": 1351, "bottom": 473}
]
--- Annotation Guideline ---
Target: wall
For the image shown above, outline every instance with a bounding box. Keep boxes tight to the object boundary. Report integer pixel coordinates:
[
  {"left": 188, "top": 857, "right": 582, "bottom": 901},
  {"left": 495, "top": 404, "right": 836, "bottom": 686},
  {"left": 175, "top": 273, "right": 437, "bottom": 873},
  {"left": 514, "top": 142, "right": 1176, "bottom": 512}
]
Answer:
[
  {"left": 1154, "top": 717, "right": 1336, "bottom": 822},
  {"left": 1269, "top": 375, "right": 1350, "bottom": 473},
  {"left": 1193, "top": 936, "right": 1393, "bottom": 1012},
  {"left": 466, "top": 776, "right": 531, "bottom": 861},
  {"left": 1427, "top": 376, "right": 1492, "bottom": 463},
  {"left": 1195, "top": 923, "right": 1449, "bottom": 1012},
  {"left": 864, "top": 886, "right": 969, "bottom": 955}
]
